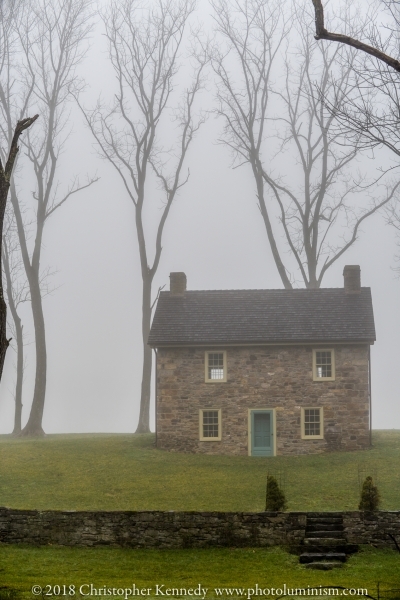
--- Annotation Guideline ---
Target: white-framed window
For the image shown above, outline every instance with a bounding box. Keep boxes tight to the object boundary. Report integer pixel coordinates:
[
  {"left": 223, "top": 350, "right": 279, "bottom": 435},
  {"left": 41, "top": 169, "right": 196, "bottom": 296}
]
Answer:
[
  {"left": 205, "top": 351, "right": 227, "bottom": 383},
  {"left": 199, "top": 409, "right": 222, "bottom": 441},
  {"left": 301, "top": 407, "right": 324, "bottom": 439},
  {"left": 312, "top": 349, "right": 335, "bottom": 381}
]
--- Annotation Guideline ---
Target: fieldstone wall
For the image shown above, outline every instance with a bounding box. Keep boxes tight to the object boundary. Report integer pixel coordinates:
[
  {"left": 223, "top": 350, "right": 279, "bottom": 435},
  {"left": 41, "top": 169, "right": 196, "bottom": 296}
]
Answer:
[
  {"left": 343, "top": 511, "right": 400, "bottom": 547},
  {"left": 0, "top": 508, "right": 306, "bottom": 548},
  {"left": 0, "top": 509, "right": 399, "bottom": 549},
  {"left": 156, "top": 344, "right": 370, "bottom": 455}
]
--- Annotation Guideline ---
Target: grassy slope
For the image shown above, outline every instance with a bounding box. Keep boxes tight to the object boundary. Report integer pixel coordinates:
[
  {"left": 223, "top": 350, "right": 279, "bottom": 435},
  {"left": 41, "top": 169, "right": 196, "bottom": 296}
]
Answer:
[
  {"left": 0, "top": 433, "right": 399, "bottom": 594},
  {"left": 0, "top": 545, "right": 399, "bottom": 596},
  {"left": 0, "top": 431, "right": 399, "bottom": 511}
]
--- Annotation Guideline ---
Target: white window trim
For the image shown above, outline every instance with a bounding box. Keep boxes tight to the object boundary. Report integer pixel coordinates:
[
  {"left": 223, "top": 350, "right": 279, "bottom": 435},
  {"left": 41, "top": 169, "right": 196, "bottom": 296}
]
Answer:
[
  {"left": 199, "top": 408, "right": 222, "bottom": 441},
  {"left": 301, "top": 407, "right": 324, "bottom": 440},
  {"left": 204, "top": 351, "right": 227, "bottom": 383},
  {"left": 312, "top": 348, "right": 335, "bottom": 381}
]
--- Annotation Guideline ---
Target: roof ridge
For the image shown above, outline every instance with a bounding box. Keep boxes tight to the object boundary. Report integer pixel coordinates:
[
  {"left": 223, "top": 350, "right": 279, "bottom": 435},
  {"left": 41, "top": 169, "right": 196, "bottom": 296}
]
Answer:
[{"left": 160, "top": 287, "right": 371, "bottom": 293}]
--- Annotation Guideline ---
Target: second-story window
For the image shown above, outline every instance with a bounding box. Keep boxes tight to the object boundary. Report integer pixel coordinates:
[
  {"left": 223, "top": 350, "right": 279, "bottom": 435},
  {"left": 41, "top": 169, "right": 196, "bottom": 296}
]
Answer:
[
  {"left": 205, "top": 351, "right": 227, "bottom": 382},
  {"left": 313, "top": 349, "right": 335, "bottom": 381}
]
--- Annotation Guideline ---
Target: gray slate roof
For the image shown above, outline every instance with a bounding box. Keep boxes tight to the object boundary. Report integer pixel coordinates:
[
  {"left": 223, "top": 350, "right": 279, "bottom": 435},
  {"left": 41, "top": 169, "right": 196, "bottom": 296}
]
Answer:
[{"left": 148, "top": 288, "right": 376, "bottom": 347}]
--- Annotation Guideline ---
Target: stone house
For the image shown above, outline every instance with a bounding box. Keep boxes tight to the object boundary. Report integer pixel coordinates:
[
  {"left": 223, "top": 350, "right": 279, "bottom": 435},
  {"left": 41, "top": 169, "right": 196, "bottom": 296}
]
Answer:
[{"left": 148, "top": 266, "right": 376, "bottom": 456}]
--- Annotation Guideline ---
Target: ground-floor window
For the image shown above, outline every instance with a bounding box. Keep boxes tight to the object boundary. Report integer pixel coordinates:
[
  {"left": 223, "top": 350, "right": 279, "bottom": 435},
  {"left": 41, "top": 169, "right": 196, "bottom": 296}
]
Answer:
[
  {"left": 301, "top": 407, "right": 324, "bottom": 439},
  {"left": 199, "top": 409, "right": 221, "bottom": 441}
]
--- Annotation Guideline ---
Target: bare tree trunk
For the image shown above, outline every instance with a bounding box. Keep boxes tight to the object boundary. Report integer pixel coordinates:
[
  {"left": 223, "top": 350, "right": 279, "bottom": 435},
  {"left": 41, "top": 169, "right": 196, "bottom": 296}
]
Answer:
[
  {"left": 0, "top": 116, "right": 38, "bottom": 382},
  {"left": 0, "top": 181, "right": 10, "bottom": 379},
  {"left": 9, "top": 182, "right": 47, "bottom": 435},
  {"left": 252, "top": 160, "right": 292, "bottom": 289},
  {"left": 136, "top": 276, "right": 152, "bottom": 433},
  {"left": 0, "top": 300, "right": 8, "bottom": 382},
  {"left": 21, "top": 276, "right": 46, "bottom": 435},
  {"left": 3, "top": 240, "right": 24, "bottom": 434},
  {"left": 13, "top": 316, "right": 23, "bottom": 434}
]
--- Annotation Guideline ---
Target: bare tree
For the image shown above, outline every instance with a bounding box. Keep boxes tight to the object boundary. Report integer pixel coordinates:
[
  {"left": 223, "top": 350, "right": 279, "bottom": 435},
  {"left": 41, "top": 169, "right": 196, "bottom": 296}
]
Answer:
[
  {"left": 79, "top": 0, "right": 207, "bottom": 433},
  {"left": 0, "top": 118, "right": 37, "bottom": 384},
  {"left": 0, "top": 0, "right": 96, "bottom": 435},
  {"left": 310, "top": 0, "right": 400, "bottom": 272},
  {"left": 2, "top": 207, "right": 30, "bottom": 434},
  {"left": 212, "top": 0, "right": 395, "bottom": 288},
  {"left": 212, "top": 0, "right": 292, "bottom": 288},
  {"left": 311, "top": 0, "right": 400, "bottom": 159},
  {"left": 0, "top": 0, "right": 37, "bottom": 385},
  {"left": 261, "top": 6, "right": 399, "bottom": 287}
]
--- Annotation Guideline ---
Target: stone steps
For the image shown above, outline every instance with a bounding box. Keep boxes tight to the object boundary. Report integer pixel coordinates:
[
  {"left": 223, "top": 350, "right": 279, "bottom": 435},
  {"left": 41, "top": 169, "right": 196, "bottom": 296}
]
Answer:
[
  {"left": 307, "top": 517, "right": 343, "bottom": 523},
  {"left": 304, "top": 536, "right": 346, "bottom": 544},
  {"left": 303, "top": 543, "right": 358, "bottom": 554},
  {"left": 305, "top": 531, "right": 346, "bottom": 539},
  {"left": 300, "top": 552, "right": 347, "bottom": 564},
  {"left": 304, "top": 562, "right": 343, "bottom": 570},
  {"left": 299, "top": 514, "right": 358, "bottom": 570},
  {"left": 306, "top": 512, "right": 343, "bottom": 517},
  {"left": 306, "top": 524, "right": 344, "bottom": 532}
]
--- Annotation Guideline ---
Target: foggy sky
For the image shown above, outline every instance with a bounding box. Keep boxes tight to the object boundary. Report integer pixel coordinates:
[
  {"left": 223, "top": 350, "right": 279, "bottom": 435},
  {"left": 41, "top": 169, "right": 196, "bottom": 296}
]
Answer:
[{"left": 0, "top": 0, "right": 399, "bottom": 434}]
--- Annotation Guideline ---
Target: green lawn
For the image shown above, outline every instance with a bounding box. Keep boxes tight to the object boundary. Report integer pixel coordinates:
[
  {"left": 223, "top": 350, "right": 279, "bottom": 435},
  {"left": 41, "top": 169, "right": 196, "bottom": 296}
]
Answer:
[
  {"left": 0, "top": 430, "right": 399, "bottom": 511},
  {"left": 0, "top": 432, "right": 399, "bottom": 597},
  {"left": 0, "top": 545, "right": 399, "bottom": 598}
]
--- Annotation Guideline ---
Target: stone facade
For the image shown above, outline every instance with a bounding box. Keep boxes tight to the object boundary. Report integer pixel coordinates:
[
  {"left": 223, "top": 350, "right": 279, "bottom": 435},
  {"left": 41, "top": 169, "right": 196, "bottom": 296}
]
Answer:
[
  {"left": 156, "top": 344, "right": 370, "bottom": 455},
  {"left": 0, "top": 508, "right": 398, "bottom": 549}
]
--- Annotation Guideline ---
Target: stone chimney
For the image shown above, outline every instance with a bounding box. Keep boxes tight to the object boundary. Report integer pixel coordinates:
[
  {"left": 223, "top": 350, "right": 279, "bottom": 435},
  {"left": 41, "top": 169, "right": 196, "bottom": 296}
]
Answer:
[
  {"left": 170, "top": 272, "right": 187, "bottom": 295},
  {"left": 343, "top": 265, "right": 361, "bottom": 294}
]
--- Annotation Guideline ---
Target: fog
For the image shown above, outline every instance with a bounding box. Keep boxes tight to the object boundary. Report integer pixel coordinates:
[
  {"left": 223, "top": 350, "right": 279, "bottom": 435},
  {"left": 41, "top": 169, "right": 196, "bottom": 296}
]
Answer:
[{"left": 0, "top": 0, "right": 399, "bottom": 434}]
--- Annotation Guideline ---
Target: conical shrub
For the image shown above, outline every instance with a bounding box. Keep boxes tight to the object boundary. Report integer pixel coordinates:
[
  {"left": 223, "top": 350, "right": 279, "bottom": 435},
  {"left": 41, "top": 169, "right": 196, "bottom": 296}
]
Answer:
[
  {"left": 265, "top": 475, "right": 287, "bottom": 511},
  {"left": 358, "top": 475, "right": 380, "bottom": 511}
]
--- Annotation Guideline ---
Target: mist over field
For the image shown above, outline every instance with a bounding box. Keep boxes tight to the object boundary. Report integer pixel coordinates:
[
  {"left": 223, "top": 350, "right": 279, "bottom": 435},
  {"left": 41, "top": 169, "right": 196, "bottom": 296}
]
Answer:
[{"left": 0, "top": 0, "right": 399, "bottom": 435}]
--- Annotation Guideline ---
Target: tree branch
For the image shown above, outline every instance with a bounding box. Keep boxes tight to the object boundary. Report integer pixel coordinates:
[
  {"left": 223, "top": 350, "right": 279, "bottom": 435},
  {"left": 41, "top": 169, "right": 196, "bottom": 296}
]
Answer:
[
  {"left": 2, "top": 115, "right": 39, "bottom": 182},
  {"left": 311, "top": 0, "right": 400, "bottom": 72}
]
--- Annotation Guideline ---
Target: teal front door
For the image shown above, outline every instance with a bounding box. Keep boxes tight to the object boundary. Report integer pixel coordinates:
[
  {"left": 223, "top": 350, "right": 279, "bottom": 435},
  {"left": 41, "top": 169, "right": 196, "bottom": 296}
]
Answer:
[{"left": 250, "top": 410, "right": 274, "bottom": 456}]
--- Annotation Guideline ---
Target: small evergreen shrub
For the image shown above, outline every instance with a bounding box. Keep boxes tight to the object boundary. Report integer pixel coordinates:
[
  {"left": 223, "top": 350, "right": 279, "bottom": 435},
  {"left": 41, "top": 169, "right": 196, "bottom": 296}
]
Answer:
[
  {"left": 265, "top": 475, "right": 287, "bottom": 511},
  {"left": 358, "top": 475, "right": 381, "bottom": 511}
]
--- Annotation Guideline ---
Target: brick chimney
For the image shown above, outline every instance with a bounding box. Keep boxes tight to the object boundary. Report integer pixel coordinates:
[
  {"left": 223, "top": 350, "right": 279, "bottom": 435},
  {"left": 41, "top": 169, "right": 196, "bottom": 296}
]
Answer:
[
  {"left": 343, "top": 265, "right": 361, "bottom": 294},
  {"left": 170, "top": 272, "right": 187, "bottom": 295}
]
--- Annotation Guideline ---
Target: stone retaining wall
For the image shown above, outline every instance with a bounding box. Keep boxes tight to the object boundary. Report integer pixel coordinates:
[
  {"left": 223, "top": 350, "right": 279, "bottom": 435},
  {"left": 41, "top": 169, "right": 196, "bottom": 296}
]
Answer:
[
  {"left": 343, "top": 511, "right": 400, "bottom": 547},
  {"left": 0, "top": 508, "right": 399, "bottom": 549}
]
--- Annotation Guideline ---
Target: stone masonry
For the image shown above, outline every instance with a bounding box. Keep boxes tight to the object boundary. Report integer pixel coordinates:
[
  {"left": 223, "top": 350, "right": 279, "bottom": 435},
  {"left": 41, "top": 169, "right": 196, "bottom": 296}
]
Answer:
[
  {"left": 156, "top": 344, "right": 370, "bottom": 455},
  {"left": 0, "top": 508, "right": 398, "bottom": 550}
]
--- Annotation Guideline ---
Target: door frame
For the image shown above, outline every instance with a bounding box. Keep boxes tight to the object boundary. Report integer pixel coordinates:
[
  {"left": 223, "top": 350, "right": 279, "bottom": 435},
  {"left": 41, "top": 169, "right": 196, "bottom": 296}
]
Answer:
[{"left": 248, "top": 408, "right": 276, "bottom": 457}]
